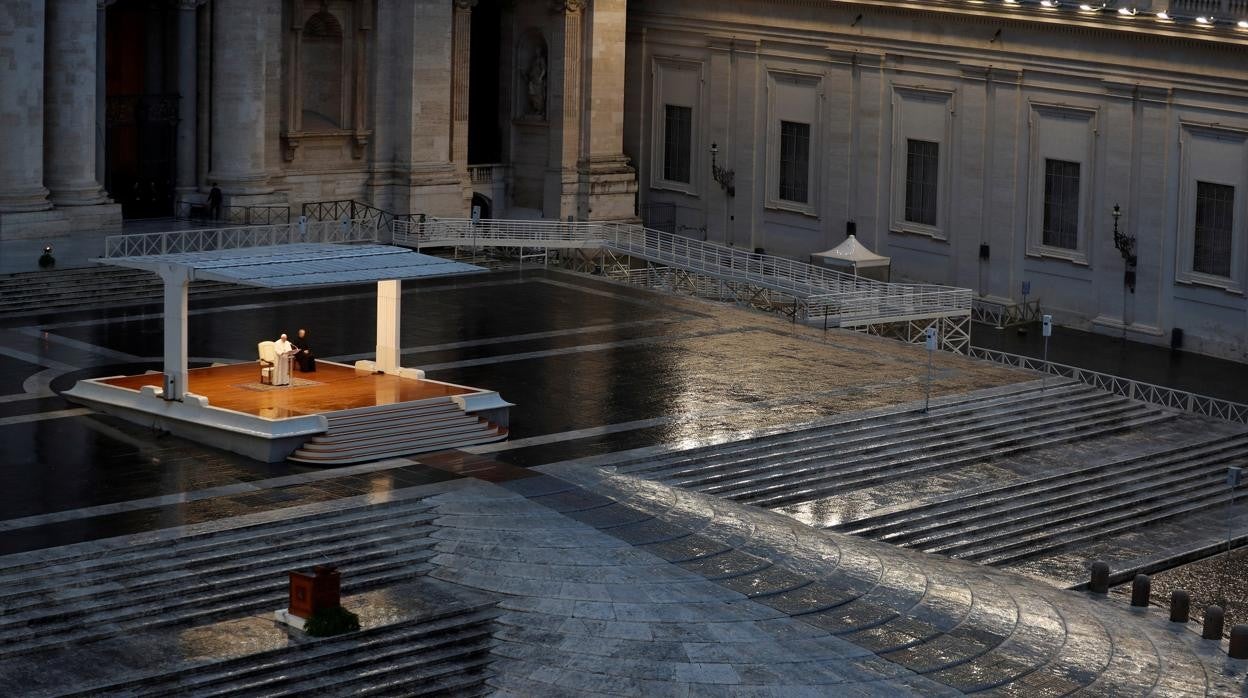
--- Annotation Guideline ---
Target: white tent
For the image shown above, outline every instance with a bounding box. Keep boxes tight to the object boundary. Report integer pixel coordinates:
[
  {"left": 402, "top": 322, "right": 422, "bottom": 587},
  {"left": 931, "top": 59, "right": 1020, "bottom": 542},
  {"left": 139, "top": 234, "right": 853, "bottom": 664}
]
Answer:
[{"left": 810, "top": 234, "right": 891, "bottom": 280}]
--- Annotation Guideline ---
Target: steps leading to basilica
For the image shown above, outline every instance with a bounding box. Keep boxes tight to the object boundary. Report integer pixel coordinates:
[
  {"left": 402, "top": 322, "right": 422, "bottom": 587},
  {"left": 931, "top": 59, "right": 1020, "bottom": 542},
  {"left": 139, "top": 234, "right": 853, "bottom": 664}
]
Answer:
[
  {"left": 288, "top": 398, "right": 507, "bottom": 465},
  {"left": 0, "top": 265, "right": 249, "bottom": 317}
]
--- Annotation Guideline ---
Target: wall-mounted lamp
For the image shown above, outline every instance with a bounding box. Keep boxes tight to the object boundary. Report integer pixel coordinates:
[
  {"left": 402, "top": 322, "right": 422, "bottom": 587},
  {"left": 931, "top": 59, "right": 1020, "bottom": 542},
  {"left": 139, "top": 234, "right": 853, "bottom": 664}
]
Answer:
[
  {"left": 710, "top": 142, "right": 735, "bottom": 197},
  {"left": 1111, "top": 203, "right": 1137, "bottom": 292}
]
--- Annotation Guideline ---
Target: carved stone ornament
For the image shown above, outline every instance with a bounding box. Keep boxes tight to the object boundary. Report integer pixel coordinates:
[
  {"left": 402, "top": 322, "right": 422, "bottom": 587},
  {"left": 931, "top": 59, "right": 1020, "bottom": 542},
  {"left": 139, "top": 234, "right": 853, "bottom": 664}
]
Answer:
[
  {"left": 549, "top": 0, "right": 587, "bottom": 14},
  {"left": 453, "top": 0, "right": 479, "bottom": 9}
]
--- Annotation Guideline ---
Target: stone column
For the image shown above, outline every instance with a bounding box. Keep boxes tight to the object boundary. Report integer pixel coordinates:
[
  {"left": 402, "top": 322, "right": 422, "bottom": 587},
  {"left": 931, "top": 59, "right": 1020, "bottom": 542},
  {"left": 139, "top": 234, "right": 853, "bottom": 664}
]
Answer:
[
  {"left": 175, "top": 1, "right": 199, "bottom": 194},
  {"left": 545, "top": 0, "right": 585, "bottom": 219},
  {"left": 451, "top": 0, "right": 475, "bottom": 171},
  {"left": 0, "top": 0, "right": 51, "bottom": 212},
  {"left": 208, "top": 0, "right": 270, "bottom": 195},
  {"left": 44, "top": 0, "right": 108, "bottom": 206},
  {"left": 577, "top": 0, "right": 636, "bottom": 221},
  {"left": 96, "top": 0, "right": 112, "bottom": 187}
]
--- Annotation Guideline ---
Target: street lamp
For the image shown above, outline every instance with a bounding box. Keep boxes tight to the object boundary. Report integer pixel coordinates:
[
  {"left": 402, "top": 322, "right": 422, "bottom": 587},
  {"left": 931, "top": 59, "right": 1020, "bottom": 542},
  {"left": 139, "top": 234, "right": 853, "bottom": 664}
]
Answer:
[
  {"left": 710, "top": 142, "right": 735, "bottom": 197},
  {"left": 1111, "top": 203, "right": 1137, "bottom": 293}
]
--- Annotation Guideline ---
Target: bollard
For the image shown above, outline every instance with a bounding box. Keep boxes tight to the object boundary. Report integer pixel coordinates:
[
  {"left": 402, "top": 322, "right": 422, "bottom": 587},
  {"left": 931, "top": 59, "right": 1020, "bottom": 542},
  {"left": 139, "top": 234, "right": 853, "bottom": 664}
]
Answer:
[
  {"left": 1170, "top": 590, "right": 1190, "bottom": 623},
  {"left": 1089, "top": 561, "right": 1110, "bottom": 594},
  {"left": 1203, "top": 605, "right": 1225, "bottom": 640},
  {"left": 1231, "top": 626, "right": 1248, "bottom": 659},
  {"left": 1130, "top": 574, "right": 1151, "bottom": 608}
]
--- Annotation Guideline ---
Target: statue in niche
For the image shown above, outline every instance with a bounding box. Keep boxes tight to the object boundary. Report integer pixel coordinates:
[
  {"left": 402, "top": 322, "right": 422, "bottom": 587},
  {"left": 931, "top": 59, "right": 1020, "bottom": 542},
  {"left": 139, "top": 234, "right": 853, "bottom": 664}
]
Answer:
[{"left": 525, "top": 45, "right": 547, "bottom": 118}]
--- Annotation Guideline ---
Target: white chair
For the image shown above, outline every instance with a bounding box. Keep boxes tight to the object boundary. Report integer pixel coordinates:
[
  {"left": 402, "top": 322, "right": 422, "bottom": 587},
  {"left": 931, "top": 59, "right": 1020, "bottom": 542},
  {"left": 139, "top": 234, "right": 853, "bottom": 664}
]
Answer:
[{"left": 258, "top": 341, "right": 277, "bottom": 384}]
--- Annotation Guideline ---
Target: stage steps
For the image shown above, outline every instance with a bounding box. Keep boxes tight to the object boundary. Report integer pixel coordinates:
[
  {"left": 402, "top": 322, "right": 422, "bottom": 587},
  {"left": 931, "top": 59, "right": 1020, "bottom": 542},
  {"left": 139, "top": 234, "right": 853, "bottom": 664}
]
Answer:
[
  {"left": 613, "top": 380, "right": 1174, "bottom": 512},
  {"left": 830, "top": 431, "right": 1248, "bottom": 565},
  {"left": 0, "top": 265, "right": 249, "bottom": 318},
  {"left": 0, "top": 496, "right": 444, "bottom": 660},
  {"left": 288, "top": 397, "right": 507, "bottom": 465}
]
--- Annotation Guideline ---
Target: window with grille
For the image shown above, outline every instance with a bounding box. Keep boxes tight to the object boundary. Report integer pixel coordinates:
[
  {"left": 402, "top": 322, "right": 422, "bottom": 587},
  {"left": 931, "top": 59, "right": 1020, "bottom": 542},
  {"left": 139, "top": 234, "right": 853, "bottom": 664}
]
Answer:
[
  {"left": 1194, "top": 181, "right": 1234, "bottom": 278},
  {"left": 778, "top": 121, "right": 810, "bottom": 204},
  {"left": 904, "top": 139, "right": 939, "bottom": 226},
  {"left": 1042, "top": 159, "right": 1081, "bottom": 250},
  {"left": 662, "top": 105, "right": 692, "bottom": 184}
]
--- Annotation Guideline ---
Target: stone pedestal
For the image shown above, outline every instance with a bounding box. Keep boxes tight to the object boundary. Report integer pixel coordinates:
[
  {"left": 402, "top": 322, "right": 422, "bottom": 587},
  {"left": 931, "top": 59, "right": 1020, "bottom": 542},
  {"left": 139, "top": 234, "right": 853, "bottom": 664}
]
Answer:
[{"left": 579, "top": 156, "right": 638, "bottom": 221}]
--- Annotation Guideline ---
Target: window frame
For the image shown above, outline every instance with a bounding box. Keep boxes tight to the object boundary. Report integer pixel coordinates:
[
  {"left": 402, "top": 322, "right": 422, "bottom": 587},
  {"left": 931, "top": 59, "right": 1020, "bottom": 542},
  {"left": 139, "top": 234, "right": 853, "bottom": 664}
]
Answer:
[
  {"left": 649, "top": 57, "right": 703, "bottom": 196},
  {"left": 1025, "top": 103, "right": 1098, "bottom": 265},
  {"left": 662, "top": 104, "right": 693, "bottom": 185},
  {"left": 889, "top": 86, "right": 954, "bottom": 240},
  {"left": 777, "top": 120, "right": 812, "bottom": 205},
  {"left": 1176, "top": 122, "right": 1247, "bottom": 294},
  {"left": 764, "top": 70, "right": 821, "bottom": 216}
]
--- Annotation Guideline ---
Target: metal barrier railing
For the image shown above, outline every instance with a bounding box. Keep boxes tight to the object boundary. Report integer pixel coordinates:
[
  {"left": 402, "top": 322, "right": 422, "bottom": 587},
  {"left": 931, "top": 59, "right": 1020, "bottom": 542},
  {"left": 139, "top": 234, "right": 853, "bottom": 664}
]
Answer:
[
  {"left": 971, "top": 298, "right": 1043, "bottom": 328},
  {"left": 401, "top": 217, "right": 973, "bottom": 326},
  {"left": 968, "top": 346, "right": 1248, "bottom": 424},
  {"left": 103, "top": 218, "right": 379, "bottom": 258},
  {"left": 174, "top": 200, "right": 291, "bottom": 226}
]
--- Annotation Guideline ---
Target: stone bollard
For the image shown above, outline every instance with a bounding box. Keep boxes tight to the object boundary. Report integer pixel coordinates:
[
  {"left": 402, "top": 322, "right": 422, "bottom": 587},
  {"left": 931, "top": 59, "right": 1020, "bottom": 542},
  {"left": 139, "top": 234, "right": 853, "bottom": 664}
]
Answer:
[
  {"left": 1130, "top": 574, "right": 1151, "bottom": 607},
  {"left": 1231, "top": 626, "right": 1248, "bottom": 659},
  {"left": 1203, "top": 605, "right": 1225, "bottom": 640},
  {"left": 1170, "top": 590, "right": 1190, "bottom": 623},
  {"left": 1089, "top": 561, "right": 1110, "bottom": 594}
]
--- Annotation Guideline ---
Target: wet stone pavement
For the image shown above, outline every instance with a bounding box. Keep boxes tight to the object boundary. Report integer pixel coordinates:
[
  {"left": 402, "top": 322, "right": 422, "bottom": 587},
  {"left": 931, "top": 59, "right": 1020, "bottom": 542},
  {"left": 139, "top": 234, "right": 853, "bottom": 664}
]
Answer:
[{"left": 4, "top": 265, "right": 1248, "bottom": 693}]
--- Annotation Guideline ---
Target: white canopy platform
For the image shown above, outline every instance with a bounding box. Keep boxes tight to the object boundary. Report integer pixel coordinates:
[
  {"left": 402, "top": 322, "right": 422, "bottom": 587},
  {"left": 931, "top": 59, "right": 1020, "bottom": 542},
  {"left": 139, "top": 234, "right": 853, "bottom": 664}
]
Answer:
[
  {"left": 102, "top": 242, "right": 486, "bottom": 402},
  {"left": 810, "top": 235, "right": 891, "bottom": 281}
]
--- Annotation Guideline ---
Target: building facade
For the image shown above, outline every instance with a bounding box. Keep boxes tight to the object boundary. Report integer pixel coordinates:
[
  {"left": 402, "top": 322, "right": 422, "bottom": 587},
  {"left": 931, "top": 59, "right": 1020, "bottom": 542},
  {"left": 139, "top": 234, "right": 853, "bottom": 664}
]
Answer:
[
  {"left": 629, "top": 0, "right": 1248, "bottom": 360},
  {"left": 0, "top": 0, "right": 636, "bottom": 239}
]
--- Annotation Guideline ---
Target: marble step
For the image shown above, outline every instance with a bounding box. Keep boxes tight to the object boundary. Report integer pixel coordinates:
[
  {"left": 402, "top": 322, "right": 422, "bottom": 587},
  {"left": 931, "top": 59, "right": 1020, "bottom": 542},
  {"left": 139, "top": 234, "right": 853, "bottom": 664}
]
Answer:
[
  {"left": 744, "top": 409, "right": 1172, "bottom": 509},
  {"left": 167, "top": 614, "right": 497, "bottom": 697},
  {"left": 0, "top": 534, "right": 437, "bottom": 635},
  {"left": 838, "top": 432, "right": 1248, "bottom": 537},
  {"left": 326, "top": 409, "right": 474, "bottom": 437},
  {"left": 930, "top": 473, "right": 1238, "bottom": 558},
  {"left": 0, "top": 523, "right": 438, "bottom": 615},
  {"left": 616, "top": 380, "right": 1086, "bottom": 477},
  {"left": 0, "top": 496, "right": 438, "bottom": 588},
  {"left": 870, "top": 439, "right": 1248, "bottom": 546},
  {"left": 610, "top": 379, "right": 1081, "bottom": 475},
  {"left": 706, "top": 398, "right": 1151, "bottom": 499},
  {"left": 0, "top": 549, "right": 439, "bottom": 659},
  {"left": 664, "top": 388, "right": 1116, "bottom": 489},
  {"left": 961, "top": 483, "right": 1240, "bottom": 565}
]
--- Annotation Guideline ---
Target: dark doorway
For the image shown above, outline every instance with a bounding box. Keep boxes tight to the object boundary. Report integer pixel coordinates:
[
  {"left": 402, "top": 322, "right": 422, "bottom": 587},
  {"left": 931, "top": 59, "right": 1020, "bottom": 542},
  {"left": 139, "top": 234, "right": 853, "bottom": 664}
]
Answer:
[
  {"left": 468, "top": 0, "right": 502, "bottom": 165},
  {"left": 105, "top": 0, "right": 178, "bottom": 219},
  {"left": 471, "top": 193, "right": 493, "bottom": 220}
]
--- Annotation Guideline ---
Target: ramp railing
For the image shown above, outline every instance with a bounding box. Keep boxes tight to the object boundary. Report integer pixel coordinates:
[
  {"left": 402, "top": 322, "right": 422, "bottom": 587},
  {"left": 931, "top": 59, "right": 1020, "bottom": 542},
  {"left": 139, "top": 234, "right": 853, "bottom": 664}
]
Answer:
[{"left": 103, "top": 219, "right": 379, "bottom": 258}]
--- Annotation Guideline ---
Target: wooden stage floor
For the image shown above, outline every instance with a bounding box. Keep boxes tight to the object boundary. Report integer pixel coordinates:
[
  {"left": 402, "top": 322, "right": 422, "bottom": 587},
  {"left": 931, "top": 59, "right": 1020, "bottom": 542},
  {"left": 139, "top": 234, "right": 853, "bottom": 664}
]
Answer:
[{"left": 100, "top": 362, "right": 473, "bottom": 419}]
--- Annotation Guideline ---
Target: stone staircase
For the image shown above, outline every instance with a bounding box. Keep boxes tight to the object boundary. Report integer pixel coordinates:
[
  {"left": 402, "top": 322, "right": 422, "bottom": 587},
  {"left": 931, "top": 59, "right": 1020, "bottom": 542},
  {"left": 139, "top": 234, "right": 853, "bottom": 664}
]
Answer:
[
  {"left": 0, "top": 495, "right": 445, "bottom": 661},
  {"left": 288, "top": 397, "right": 507, "bottom": 465},
  {"left": 0, "top": 265, "right": 249, "bottom": 317},
  {"left": 835, "top": 431, "right": 1248, "bottom": 566},
  {"left": 611, "top": 379, "right": 1173, "bottom": 511}
]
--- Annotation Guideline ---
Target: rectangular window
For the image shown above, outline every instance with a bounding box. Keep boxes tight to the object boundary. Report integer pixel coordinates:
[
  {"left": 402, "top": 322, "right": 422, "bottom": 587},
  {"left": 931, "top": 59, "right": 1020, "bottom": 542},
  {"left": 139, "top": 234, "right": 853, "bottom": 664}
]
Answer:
[
  {"left": 1194, "top": 181, "right": 1234, "bottom": 278},
  {"left": 904, "top": 139, "right": 939, "bottom": 226},
  {"left": 1042, "top": 159, "right": 1081, "bottom": 250},
  {"left": 778, "top": 120, "right": 810, "bottom": 204},
  {"left": 662, "top": 105, "right": 692, "bottom": 184}
]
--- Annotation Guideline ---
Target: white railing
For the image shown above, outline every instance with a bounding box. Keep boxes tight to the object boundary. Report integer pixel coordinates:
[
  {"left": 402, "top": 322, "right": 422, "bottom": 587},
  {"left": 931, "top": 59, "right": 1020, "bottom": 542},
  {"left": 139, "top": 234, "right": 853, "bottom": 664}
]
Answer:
[
  {"left": 969, "top": 346, "right": 1248, "bottom": 424},
  {"left": 103, "top": 219, "right": 379, "bottom": 259},
  {"left": 402, "top": 217, "right": 973, "bottom": 325},
  {"left": 971, "top": 298, "right": 1042, "bottom": 328}
]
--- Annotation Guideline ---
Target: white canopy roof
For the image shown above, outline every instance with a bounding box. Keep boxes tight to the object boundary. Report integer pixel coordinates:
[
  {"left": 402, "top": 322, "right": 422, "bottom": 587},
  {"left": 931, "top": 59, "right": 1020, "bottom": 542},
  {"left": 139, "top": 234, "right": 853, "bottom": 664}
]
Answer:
[
  {"left": 101, "top": 243, "right": 487, "bottom": 289},
  {"left": 810, "top": 235, "right": 890, "bottom": 269}
]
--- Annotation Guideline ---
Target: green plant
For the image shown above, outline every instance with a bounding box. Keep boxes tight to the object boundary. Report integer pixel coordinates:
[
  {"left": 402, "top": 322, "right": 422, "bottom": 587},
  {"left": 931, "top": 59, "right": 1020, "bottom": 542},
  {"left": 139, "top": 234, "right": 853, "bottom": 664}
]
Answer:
[{"left": 303, "top": 606, "right": 360, "bottom": 637}]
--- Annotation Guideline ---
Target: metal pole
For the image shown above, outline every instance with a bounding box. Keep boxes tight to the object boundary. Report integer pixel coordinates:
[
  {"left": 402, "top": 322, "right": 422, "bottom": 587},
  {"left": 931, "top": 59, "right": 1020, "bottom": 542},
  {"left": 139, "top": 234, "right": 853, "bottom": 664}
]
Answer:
[{"left": 924, "top": 347, "right": 932, "bottom": 413}]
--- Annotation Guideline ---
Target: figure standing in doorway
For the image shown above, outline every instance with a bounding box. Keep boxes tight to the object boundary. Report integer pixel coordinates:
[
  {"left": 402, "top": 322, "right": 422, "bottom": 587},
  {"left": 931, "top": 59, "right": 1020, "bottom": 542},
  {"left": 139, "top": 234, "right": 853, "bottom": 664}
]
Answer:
[{"left": 207, "top": 182, "right": 223, "bottom": 221}]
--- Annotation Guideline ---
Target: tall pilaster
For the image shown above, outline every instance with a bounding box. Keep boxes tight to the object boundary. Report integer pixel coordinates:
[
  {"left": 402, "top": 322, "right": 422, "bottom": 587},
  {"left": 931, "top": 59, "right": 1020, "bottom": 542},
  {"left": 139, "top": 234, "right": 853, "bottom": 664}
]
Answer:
[
  {"left": 545, "top": 0, "right": 585, "bottom": 219},
  {"left": 577, "top": 0, "right": 636, "bottom": 221},
  {"left": 44, "top": 0, "right": 108, "bottom": 206},
  {"left": 0, "top": 0, "right": 51, "bottom": 213},
  {"left": 451, "top": 0, "right": 475, "bottom": 172},
  {"left": 208, "top": 0, "right": 271, "bottom": 196},
  {"left": 96, "top": 0, "right": 112, "bottom": 187},
  {"left": 175, "top": 1, "right": 200, "bottom": 194}
]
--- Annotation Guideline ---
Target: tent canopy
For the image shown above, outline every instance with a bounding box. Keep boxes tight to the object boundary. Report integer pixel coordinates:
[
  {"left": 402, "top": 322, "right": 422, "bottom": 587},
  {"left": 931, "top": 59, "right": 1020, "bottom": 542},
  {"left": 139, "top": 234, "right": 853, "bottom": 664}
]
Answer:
[{"left": 810, "top": 235, "right": 890, "bottom": 269}]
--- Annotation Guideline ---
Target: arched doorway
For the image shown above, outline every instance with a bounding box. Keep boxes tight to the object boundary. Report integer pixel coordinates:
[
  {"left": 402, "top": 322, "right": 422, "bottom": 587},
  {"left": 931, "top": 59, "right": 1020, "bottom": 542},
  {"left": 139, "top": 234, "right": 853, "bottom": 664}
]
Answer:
[{"left": 471, "top": 193, "right": 493, "bottom": 220}]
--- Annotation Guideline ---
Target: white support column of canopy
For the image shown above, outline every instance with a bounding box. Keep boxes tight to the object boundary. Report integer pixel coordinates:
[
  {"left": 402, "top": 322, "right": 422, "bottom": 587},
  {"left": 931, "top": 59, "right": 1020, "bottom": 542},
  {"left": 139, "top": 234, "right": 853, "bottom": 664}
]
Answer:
[
  {"left": 375, "top": 279, "right": 402, "bottom": 374},
  {"left": 158, "top": 265, "right": 190, "bottom": 401}
]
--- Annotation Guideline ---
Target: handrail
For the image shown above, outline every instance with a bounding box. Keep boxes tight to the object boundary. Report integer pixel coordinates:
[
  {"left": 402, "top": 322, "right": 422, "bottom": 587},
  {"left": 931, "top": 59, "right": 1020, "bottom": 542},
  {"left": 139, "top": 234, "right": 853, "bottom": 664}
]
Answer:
[
  {"left": 968, "top": 346, "right": 1248, "bottom": 424},
  {"left": 102, "top": 218, "right": 379, "bottom": 258},
  {"left": 402, "top": 217, "right": 973, "bottom": 326}
]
